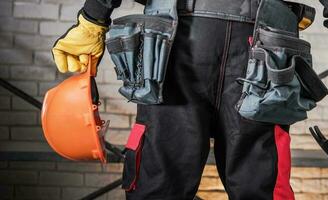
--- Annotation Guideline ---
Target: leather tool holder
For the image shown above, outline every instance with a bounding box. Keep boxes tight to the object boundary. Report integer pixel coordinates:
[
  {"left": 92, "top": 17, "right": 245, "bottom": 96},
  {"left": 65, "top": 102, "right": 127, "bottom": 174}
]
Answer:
[
  {"left": 236, "top": 0, "right": 328, "bottom": 125},
  {"left": 106, "top": 0, "right": 178, "bottom": 104}
]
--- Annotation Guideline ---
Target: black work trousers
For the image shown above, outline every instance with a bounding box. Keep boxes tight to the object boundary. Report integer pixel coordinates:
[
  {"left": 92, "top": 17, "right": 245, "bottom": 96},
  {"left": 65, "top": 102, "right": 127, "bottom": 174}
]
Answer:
[{"left": 122, "top": 16, "right": 295, "bottom": 200}]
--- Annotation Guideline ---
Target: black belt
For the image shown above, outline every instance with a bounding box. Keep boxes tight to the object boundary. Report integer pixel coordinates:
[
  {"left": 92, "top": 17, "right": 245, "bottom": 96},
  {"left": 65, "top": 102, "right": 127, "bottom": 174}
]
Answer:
[
  {"left": 177, "top": 0, "right": 259, "bottom": 23},
  {"left": 176, "top": 0, "right": 315, "bottom": 29}
]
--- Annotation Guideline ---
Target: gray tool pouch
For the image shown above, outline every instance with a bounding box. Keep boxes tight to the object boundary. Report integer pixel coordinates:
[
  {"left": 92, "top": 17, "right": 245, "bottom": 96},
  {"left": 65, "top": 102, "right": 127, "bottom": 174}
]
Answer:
[
  {"left": 236, "top": 0, "right": 328, "bottom": 125},
  {"left": 106, "top": 0, "right": 178, "bottom": 104}
]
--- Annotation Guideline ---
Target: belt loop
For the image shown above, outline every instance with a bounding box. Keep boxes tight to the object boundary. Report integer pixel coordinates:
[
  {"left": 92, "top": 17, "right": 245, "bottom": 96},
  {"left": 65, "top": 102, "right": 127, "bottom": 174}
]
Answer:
[
  {"left": 186, "top": 0, "right": 195, "bottom": 12},
  {"left": 178, "top": 0, "right": 195, "bottom": 13}
]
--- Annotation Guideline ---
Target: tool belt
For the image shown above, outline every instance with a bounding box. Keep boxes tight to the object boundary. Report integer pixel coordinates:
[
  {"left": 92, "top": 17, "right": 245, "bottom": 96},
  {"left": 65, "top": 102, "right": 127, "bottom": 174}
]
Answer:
[
  {"left": 106, "top": 0, "right": 178, "bottom": 104},
  {"left": 236, "top": 0, "right": 328, "bottom": 125}
]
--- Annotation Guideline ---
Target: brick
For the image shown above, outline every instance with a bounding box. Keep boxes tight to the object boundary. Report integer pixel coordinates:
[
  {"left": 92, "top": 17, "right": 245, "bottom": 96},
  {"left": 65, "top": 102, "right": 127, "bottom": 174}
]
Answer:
[
  {"left": 10, "top": 66, "right": 56, "bottom": 81},
  {"left": 12, "top": 96, "right": 41, "bottom": 111},
  {"left": 42, "top": 0, "right": 84, "bottom": 4},
  {"left": 0, "top": 1, "right": 12, "bottom": 16},
  {"left": 85, "top": 173, "right": 121, "bottom": 187},
  {"left": 11, "top": 126, "right": 45, "bottom": 141},
  {"left": 296, "top": 193, "right": 323, "bottom": 200},
  {"left": 40, "top": 21, "right": 73, "bottom": 36},
  {"left": 105, "top": 188, "right": 125, "bottom": 200},
  {"left": 0, "top": 65, "right": 9, "bottom": 78},
  {"left": 57, "top": 162, "right": 102, "bottom": 172},
  {"left": 102, "top": 163, "right": 123, "bottom": 173},
  {"left": 0, "top": 17, "right": 38, "bottom": 34},
  {"left": 34, "top": 51, "right": 55, "bottom": 66},
  {"left": 291, "top": 167, "right": 321, "bottom": 179},
  {"left": 8, "top": 81, "right": 38, "bottom": 96},
  {"left": 15, "top": 186, "right": 60, "bottom": 200},
  {"left": 0, "top": 49, "right": 33, "bottom": 64},
  {"left": 0, "top": 185, "right": 14, "bottom": 199},
  {"left": 0, "top": 111, "right": 37, "bottom": 125},
  {"left": 130, "top": 115, "right": 136, "bottom": 127},
  {"left": 17, "top": 0, "right": 40, "bottom": 2},
  {"left": 103, "top": 68, "right": 121, "bottom": 84},
  {"left": 62, "top": 187, "right": 106, "bottom": 200},
  {"left": 98, "top": 98, "right": 106, "bottom": 112},
  {"left": 39, "top": 81, "right": 60, "bottom": 96},
  {"left": 291, "top": 134, "right": 319, "bottom": 150},
  {"left": 111, "top": 5, "right": 144, "bottom": 19},
  {"left": 56, "top": 71, "right": 72, "bottom": 81},
  {"left": 0, "top": 96, "right": 11, "bottom": 110},
  {"left": 322, "top": 179, "right": 328, "bottom": 194},
  {"left": 39, "top": 172, "right": 83, "bottom": 186},
  {"left": 301, "top": 33, "right": 328, "bottom": 50},
  {"left": 196, "top": 191, "right": 228, "bottom": 200},
  {"left": 105, "top": 129, "right": 129, "bottom": 145},
  {"left": 0, "top": 33, "right": 13, "bottom": 48},
  {"left": 321, "top": 168, "right": 328, "bottom": 178},
  {"left": 0, "top": 127, "right": 10, "bottom": 140},
  {"left": 97, "top": 84, "right": 125, "bottom": 99},
  {"left": 101, "top": 114, "right": 130, "bottom": 128},
  {"left": 106, "top": 99, "right": 137, "bottom": 114},
  {"left": 290, "top": 178, "right": 302, "bottom": 193},
  {"left": 9, "top": 161, "right": 55, "bottom": 170},
  {"left": 15, "top": 34, "right": 57, "bottom": 51},
  {"left": 202, "top": 165, "right": 219, "bottom": 177},
  {"left": 0, "top": 161, "right": 8, "bottom": 169},
  {"left": 199, "top": 177, "right": 225, "bottom": 191},
  {"left": 0, "top": 170, "right": 38, "bottom": 184},
  {"left": 301, "top": 179, "right": 322, "bottom": 193},
  {"left": 0, "top": 141, "right": 52, "bottom": 152},
  {"left": 60, "top": 4, "right": 82, "bottom": 21},
  {"left": 290, "top": 121, "right": 307, "bottom": 135},
  {"left": 307, "top": 107, "right": 323, "bottom": 120},
  {"left": 14, "top": 2, "right": 59, "bottom": 20}
]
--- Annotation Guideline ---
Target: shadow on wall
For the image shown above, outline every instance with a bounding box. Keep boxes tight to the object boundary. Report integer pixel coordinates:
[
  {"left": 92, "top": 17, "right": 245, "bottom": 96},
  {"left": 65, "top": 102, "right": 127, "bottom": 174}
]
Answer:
[{"left": 0, "top": 0, "right": 145, "bottom": 199}]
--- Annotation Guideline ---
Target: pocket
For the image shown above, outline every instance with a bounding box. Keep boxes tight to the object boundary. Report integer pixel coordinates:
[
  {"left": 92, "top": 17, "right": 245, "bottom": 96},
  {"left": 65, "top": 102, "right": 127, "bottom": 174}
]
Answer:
[
  {"left": 106, "top": 31, "right": 142, "bottom": 83},
  {"left": 122, "top": 123, "right": 146, "bottom": 191},
  {"left": 106, "top": 14, "right": 178, "bottom": 105}
]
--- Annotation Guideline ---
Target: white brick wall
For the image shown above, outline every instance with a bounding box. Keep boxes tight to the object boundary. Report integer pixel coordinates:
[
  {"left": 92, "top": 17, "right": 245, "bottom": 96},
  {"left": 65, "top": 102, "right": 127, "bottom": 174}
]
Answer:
[{"left": 1, "top": 0, "right": 328, "bottom": 199}]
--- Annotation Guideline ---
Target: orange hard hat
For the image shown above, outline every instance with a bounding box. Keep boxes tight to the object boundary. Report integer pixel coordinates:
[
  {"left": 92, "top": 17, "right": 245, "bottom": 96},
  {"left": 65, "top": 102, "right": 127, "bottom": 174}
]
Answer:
[{"left": 41, "top": 57, "right": 108, "bottom": 163}]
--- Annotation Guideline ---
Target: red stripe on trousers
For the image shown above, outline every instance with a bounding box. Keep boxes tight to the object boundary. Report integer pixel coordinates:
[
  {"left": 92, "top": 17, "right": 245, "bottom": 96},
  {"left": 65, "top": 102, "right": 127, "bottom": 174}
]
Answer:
[{"left": 273, "top": 125, "right": 295, "bottom": 200}]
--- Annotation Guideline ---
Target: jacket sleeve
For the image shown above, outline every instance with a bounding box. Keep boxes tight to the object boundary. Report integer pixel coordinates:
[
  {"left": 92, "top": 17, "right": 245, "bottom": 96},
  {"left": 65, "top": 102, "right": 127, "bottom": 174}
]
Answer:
[{"left": 82, "top": 0, "right": 122, "bottom": 25}]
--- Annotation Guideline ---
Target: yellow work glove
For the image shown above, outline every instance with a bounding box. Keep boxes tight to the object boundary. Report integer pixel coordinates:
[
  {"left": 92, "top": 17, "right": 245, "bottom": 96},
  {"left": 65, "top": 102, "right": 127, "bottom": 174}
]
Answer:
[{"left": 52, "top": 14, "right": 109, "bottom": 74}]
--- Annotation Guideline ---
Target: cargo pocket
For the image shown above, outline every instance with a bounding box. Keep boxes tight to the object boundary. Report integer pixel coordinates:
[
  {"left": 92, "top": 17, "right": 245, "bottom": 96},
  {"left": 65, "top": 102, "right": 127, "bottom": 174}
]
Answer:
[
  {"left": 236, "top": 26, "right": 318, "bottom": 125},
  {"left": 122, "top": 123, "right": 146, "bottom": 191},
  {"left": 106, "top": 30, "right": 142, "bottom": 83},
  {"left": 106, "top": 14, "right": 178, "bottom": 105}
]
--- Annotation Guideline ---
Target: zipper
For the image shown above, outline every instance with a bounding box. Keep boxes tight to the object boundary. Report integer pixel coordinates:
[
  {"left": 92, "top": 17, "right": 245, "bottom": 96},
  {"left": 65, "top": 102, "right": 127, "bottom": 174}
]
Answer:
[{"left": 215, "top": 21, "right": 232, "bottom": 110}]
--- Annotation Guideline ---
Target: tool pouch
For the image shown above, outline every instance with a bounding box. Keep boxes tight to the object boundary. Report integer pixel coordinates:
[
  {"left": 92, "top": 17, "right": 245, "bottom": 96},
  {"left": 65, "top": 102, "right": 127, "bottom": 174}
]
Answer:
[
  {"left": 236, "top": 0, "right": 328, "bottom": 125},
  {"left": 106, "top": 0, "right": 178, "bottom": 104}
]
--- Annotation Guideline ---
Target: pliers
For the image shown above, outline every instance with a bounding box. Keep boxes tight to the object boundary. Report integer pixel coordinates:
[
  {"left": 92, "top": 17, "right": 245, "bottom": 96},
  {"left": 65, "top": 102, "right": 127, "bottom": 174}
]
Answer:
[{"left": 309, "top": 126, "right": 328, "bottom": 155}]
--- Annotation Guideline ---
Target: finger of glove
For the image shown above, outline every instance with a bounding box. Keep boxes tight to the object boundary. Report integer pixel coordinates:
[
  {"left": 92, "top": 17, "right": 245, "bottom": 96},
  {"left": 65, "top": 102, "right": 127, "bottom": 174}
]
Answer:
[
  {"left": 78, "top": 54, "right": 88, "bottom": 73},
  {"left": 67, "top": 55, "right": 82, "bottom": 72},
  {"left": 79, "top": 54, "right": 89, "bottom": 65},
  {"left": 52, "top": 49, "right": 68, "bottom": 73}
]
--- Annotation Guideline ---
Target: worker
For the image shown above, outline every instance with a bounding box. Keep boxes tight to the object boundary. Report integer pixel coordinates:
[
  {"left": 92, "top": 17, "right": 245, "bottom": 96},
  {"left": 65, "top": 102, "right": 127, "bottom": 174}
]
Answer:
[{"left": 52, "top": 0, "right": 328, "bottom": 199}]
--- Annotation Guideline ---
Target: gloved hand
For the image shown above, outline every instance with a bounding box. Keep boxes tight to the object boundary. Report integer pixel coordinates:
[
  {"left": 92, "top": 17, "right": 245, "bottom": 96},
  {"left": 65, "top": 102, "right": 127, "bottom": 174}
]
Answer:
[
  {"left": 52, "top": 14, "right": 108, "bottom": 74},
  {"left": 319, "top": 0, "right": 328, "bottom": 28}
]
